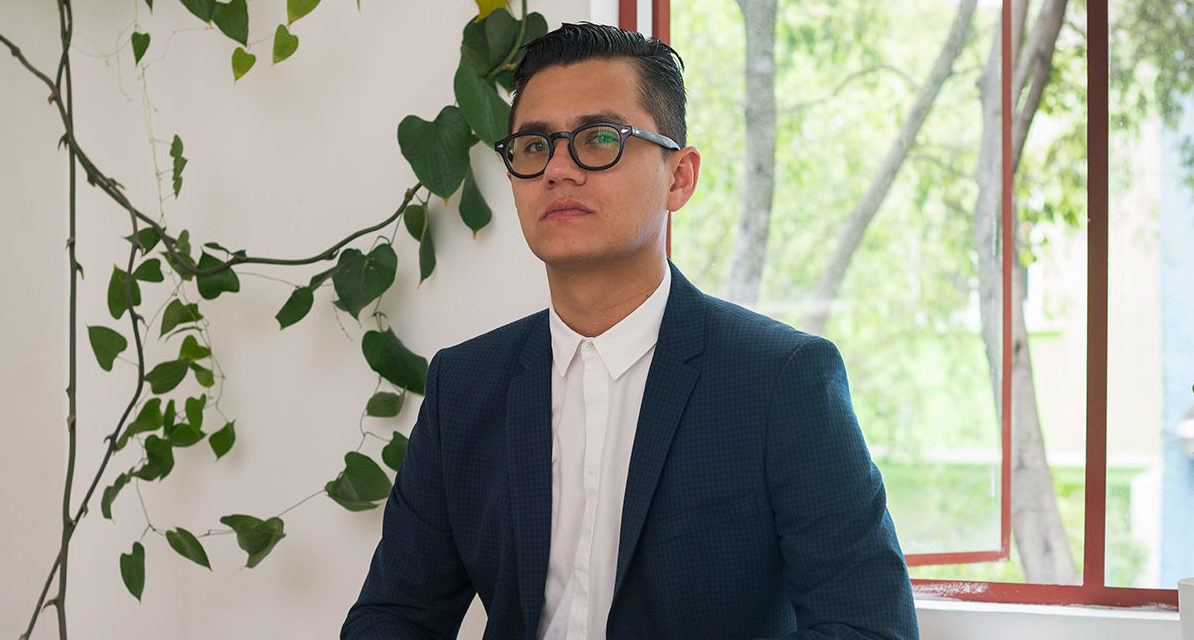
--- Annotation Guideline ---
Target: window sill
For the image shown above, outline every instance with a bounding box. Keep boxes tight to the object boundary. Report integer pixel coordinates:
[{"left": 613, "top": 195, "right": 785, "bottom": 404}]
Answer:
[{"left": 916, "top": 597, "right": 1181, "bottom": 640}]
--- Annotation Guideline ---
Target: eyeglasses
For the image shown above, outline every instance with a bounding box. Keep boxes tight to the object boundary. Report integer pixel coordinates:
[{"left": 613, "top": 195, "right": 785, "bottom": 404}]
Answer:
[{"left": 494, "top": 122, "right": 681, "bottom": 179}]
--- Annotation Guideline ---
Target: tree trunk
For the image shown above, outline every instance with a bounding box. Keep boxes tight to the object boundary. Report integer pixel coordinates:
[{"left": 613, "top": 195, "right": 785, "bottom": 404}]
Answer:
[
  {"left": 973, "top": 0, "right": 1080, "bottom": 584},
  {"left": 726, "top": 0, "right": 777, "bottom": 306},
  {"left": 801, "top": 0, "right": 978, "bottom": 335}
]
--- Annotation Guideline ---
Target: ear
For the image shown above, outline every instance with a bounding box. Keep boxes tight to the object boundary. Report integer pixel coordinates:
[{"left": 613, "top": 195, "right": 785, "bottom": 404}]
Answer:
[{"left": 665, "top": 146, "right": 701, "bottom": 212}]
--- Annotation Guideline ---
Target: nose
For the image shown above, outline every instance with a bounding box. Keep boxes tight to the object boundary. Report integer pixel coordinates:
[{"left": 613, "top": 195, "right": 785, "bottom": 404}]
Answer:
[{"left": 542, "top": 136, "right": 585, "bottom": 184}]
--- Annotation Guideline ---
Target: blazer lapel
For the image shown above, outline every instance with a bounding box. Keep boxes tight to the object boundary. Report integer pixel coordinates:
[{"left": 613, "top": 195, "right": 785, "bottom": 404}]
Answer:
[
  {"left": 505, "top": 313, "right": 554, "bottom": 638},
  {"left": 613, "top": 264, "right": 706, "bottom": 598}
]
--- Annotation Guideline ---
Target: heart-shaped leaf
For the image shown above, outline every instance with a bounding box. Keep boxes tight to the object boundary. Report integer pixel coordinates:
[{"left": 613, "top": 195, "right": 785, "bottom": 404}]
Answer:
[
  {"left": 272, "top": 24, "right": 299, "bottom": 63},
  {"left": 404, "top": 203, "right": 427, "bottom": 241},
  {"left": 184, "top": 395, "right": 206, "bottom": 430},
  {"left": 179, "top": 335, "right": 211, "bottom": 361},
  {"left": 213, "top": 0, "right": 249, "bottom": 45},
  {"left": 101, "top": 473, "right": 130, "bottom": 520},
  {"left": 210, "top": 421, "right": 235, "bottom": 460},
  {"left": 454, "top": 64, "right": 510, "bottom": 147},
  {"left": 325, "top": 452, "right": 391, "bottom": 511},
  {"left": 417, "top": 226, "right": 435, "bottom": 284},
  {"left": 161, "top": 299, "right": 203, "bottom": 336},
  {"left": 365, "top": 391, "right": 404, "bottom": 417},
  {"left": 120, "top": 542, "right": 146, "bottom": 601},
  {"left": 403, "top": 205, "right": 435, "bottom": 283},
  {"left": 191, "top": 363, "right": 215, "bottom": 387},
  {"left": 107, "top": 266, "right": 142, "bottom": 320},
  {"left": 460, "top": 8, "right": 519, "bottom": 76},
  {"left": 132, "top": 258, "right": 164, "bottom": 282},
  {"left": 126, "top": 227, "right": 161, "bottom": 254},
  {"left": 131, "top": 32, "right": 150, "bottom": 64},
  {"left": 133, "top": 435, "right": 175, "bottom": 481},
  {"left": 331, "top": 245, "right": 396, "bottom": 320},
  {"left": 459, "top": 166, "right": 492, "bottom": 235},
  {"left": 231, "top": 47, "right": 256, "bottom": 81},
  {"left": 180, "top": 0, "right": 215, "bottom": 22},
  {"left": 196, "top": 252, "right": 240, "bottom": 299},
  {"left": 287, "top": 0, "right": 320, "bottom": 24},
  {"left": 397, "top": 106, "right": 474, "bottom": 198},
  {"left": 381, "top": 431, "right": 409, "bottom": 471},
  {"left": 145, "top": 360, "right": 190, "bottom": 394},
  {"left": 117, "top": 398, "right": 164, "bottom": 450},
  {"left": 88, "top": 325, "right": 127, "bottom": 371},
  {"left": 219, "top": 514, "right": 285, "bottom": 568},
  {"left": 362, "top": 329, "right": 427, "bottom": 395},
  {"left": 166, "top": 527, "right": 211, "bottom": 569},
  {"left": 275, "top": 286, "right": 313, "bottom": 329}
]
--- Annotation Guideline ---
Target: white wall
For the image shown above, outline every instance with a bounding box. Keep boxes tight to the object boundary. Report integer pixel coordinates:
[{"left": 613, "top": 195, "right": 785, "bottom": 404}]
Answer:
[{"left": 0, "top": 1, "right": 590, "bottom": 638}]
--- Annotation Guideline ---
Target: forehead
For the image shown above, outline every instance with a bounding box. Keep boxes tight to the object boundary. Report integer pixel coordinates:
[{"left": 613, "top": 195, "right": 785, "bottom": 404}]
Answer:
[{"left": 512, "top": 58, "right": 653, "bottom": 130}]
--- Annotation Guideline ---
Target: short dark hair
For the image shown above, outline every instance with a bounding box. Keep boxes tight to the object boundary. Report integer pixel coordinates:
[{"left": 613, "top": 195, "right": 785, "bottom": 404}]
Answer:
[{"left": 509, "top": 22, "right": 687, "bottom": 146}]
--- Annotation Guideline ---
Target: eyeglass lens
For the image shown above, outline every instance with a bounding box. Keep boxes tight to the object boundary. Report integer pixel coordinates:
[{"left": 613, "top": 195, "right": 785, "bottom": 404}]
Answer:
[{"left": 505, "top": 124, "right": 623, "bottom": 176}]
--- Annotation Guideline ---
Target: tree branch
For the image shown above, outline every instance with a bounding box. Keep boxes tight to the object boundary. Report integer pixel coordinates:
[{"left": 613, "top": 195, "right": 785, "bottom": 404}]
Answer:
[{"left": 779, "top": 64, "right": 918, "bottom": 114}]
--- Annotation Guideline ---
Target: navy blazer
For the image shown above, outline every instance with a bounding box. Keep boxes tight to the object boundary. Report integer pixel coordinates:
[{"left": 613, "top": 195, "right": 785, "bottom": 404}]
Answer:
[{"left": 343, "top": 264, "right": 918, "bottom": 639}]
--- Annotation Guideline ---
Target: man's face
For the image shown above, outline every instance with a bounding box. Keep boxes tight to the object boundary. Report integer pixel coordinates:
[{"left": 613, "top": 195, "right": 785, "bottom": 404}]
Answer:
[{"left": 507, "top": 58, "right": 695, "bottom": 273}]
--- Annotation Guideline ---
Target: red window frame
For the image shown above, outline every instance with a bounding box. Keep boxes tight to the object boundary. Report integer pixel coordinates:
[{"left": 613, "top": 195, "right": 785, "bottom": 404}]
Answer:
[{"left": 638, "top": 0, "right": 1179, "bottom": 609}]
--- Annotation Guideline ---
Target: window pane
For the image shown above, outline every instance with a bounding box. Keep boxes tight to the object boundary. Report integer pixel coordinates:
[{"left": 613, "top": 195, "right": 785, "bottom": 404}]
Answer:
[
  {"left": 1106, "top": 0, "right": 1194, "bottom": 589},
  {"left": 671, "top": 0, "right": 1093, "bottom": 584}
]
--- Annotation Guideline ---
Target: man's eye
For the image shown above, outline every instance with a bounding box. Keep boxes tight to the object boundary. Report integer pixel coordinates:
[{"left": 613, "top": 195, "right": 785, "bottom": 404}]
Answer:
[
  {"left": 583, "top": 130, "right": 619, "bottom": 147},
  {"left": 520, "top": 138, "right": 548, "bottom": 154}
]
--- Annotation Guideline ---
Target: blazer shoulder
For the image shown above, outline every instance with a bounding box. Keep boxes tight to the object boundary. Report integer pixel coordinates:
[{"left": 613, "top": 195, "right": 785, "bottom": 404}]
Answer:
[
  {"left": 435, "top": 309, "right": 548, "bottom": 370},
  {"left": 700, "top": 293, "right": 828, "bottom": 358}
]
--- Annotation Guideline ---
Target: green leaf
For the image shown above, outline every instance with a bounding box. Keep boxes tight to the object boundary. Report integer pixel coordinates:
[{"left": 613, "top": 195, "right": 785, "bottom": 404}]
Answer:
[
  {"left": 403, "top": 203, "right": 427, "bottom": 241},
  {"left": 135, "top": 435, "right": 175, "bottom": 481},
  {"left": 107, "top": 266, "right": 142, "bottom": 320},
  {"left": 417, "top": 225, "right": 435, "bottom": 284},
  {"left": 191, "top": 363, "right": 215, "bottom": 387},
  {"left": 365, "top": 391, "right": 404, "bottom": 417},
  {"left": 101, "top": 473, "right": 130, "bottom": 519},
  {"left": 161, "top": 299, "right": 203, "bottom": 336},
  {"left": 308, "top": 264, "right": 339, "bottom": 289},
  {"left": 397, "top": 106, "right": 474, "bottom": 198},
  {"left": 179, "top": 335, "right": 211, "bottom": 361},
  {"left": 212, "top": 0, "right": 249, "bottom": 45},
  {"left": 180, "top": 0, "right": 215, "bottom": 22},
  {"left": 165, "top": 230, "right": 195, "bottom": 276},
  {"left": 88, "top": 325, "right": 127, "bottom": 372},
  {"left": 166, "top": 528, "right": 211, "bottom": 569},
  {"left": 362, "top": 329, "right": 427, "bottom": 395},
  {"left": 131, "top": 32, "right": 150, "bottom": 64},
  {"left": 275, "top": 286, "right": 314, "bottom": 329},
  {"left": 331, "top": 244, "right": 396, "bottom": 320},
  {"left": 185, "top": 395, "right": 206, "bottom": 430},
  {"left": 231, "top": 47, "right": 256, "bottom": 81},
  {"left": 459, "top": 166, "right": 492, "bottom": 235},
  {"left": 287, "top": 0, "right": 320, "bottom": 23},
  {"left": 196, "top": 252, "right": 240, "bottom": 299},
  {"left": 126, "top": 227, "right": 161, "bottom": 254},
  {"left": 145, "top": 360, "right": 189, "bottom": 394},
  {"left": 169, "top": 422, "right": 204, "bottom": 447},
  {"left": 454, "top": 64, "right": 510, "bottom": 147},
  {"left": 460, "top": 8, "right": 519, "bottom": 76},
  {"left": 381, "top": 431, "right": 409, "bottom": 472},
  {"left": 132, "top": 258, "right": 164, "bottom": 282},
  {"left": 169, "top": 135, "right": 187, "bottom": 198},
  {"left": 325, "top": 452, "right": 392, "bottom": 511},
  {"left": 272, "top": 24, "right": 299, "bottom": 63},
  {"left": 210, "top": 421, "right": 235, "bottom": 459},
  {"left": 120, "top": 542, "right": 146, "bottom": 601},
  {"left": 118, "top": 398, "right": 164, "bottom": 450},
  {"left": 219, "top": 514, "right": 285, "bottom": 568}
]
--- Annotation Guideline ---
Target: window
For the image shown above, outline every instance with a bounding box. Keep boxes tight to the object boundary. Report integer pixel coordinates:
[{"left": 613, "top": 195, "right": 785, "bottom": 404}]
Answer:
[{"left": 645, "top": 0, "right": 1191, "bottom": 607}]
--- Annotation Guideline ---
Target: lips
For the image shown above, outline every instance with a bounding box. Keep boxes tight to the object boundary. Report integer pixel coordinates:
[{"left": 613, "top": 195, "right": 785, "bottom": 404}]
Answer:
[{"left": 542, "top": 198, "right": 594, "bottom": 219}]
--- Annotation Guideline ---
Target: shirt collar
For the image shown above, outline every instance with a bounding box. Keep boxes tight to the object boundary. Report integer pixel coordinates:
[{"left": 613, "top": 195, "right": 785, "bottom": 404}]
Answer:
[{"left": 548, "top": 264, "right": 672, "bottom": 381}]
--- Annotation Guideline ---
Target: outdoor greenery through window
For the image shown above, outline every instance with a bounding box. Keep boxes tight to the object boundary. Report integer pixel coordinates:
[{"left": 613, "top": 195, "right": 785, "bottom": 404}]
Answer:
[{"left": 671, "top": 0, "right": 1194, "bottom": 589}]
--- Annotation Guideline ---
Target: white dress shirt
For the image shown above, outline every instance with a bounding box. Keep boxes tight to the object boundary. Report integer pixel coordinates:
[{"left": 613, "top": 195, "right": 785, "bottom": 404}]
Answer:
[{"left": 537, "top": 265, "right": 672, "bottom": 640}]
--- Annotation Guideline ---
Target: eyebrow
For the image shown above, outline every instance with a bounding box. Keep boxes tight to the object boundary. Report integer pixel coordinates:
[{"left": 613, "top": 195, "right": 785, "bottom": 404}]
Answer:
[{"left": 515, "top": 111, "right": 631, "bottom": 134}]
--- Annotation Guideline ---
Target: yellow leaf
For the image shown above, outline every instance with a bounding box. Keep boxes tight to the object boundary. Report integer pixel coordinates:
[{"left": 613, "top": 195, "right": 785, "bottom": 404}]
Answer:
[{"left": 473, "top": 0, "right": 506, "bottom": 21}]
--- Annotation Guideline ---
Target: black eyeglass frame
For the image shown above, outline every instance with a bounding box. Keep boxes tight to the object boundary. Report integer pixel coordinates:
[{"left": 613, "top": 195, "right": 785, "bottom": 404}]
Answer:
[{"left": 493, "top": 122, "right": 682, "bottom": 179}]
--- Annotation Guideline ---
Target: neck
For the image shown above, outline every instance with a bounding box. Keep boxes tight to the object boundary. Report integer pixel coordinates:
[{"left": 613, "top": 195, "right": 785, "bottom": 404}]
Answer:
[{"left": 546, "top": 256, "right": 667, "bottom": 338}]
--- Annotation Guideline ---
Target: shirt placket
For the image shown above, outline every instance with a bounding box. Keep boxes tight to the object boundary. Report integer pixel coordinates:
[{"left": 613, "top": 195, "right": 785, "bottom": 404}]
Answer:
[{"left": 568, "top": 338, "right": 609, "bottom": 639}]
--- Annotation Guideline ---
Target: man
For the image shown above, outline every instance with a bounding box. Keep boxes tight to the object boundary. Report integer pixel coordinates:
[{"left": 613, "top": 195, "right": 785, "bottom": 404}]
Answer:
[{"left": 343, "top": 22, "right": 918, "bottom": 640}]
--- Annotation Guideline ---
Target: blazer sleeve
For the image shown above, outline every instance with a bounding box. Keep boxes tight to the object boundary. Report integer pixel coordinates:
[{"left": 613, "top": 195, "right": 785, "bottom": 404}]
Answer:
[
  {"left": 342, "top": 354, "right": 476, "bottom": 640},
  {"left": 763, "top": 337, "right": 919, "bottom": 640}
]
